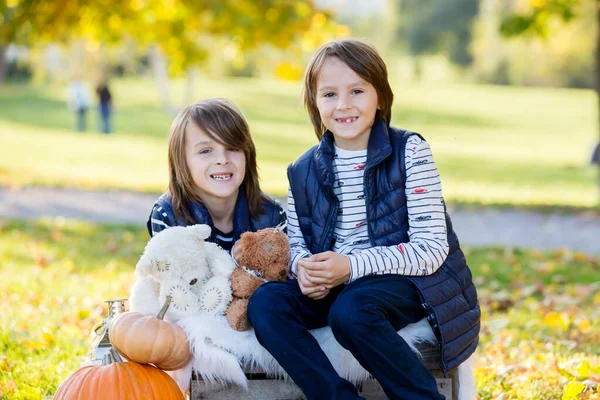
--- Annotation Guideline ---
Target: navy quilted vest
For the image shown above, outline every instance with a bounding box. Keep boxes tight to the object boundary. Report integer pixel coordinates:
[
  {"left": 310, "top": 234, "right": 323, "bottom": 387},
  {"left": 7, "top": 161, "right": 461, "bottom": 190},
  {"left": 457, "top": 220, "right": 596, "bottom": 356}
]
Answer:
[{"left": 288, "top": 118, "right": 480, "bottom": 373}]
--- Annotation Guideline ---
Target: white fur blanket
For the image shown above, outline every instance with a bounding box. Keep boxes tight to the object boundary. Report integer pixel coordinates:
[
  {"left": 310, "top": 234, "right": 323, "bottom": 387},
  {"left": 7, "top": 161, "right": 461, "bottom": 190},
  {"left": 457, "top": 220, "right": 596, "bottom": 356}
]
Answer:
[{"left": 166, "top": 314, "right": 475, "bottom": 400}]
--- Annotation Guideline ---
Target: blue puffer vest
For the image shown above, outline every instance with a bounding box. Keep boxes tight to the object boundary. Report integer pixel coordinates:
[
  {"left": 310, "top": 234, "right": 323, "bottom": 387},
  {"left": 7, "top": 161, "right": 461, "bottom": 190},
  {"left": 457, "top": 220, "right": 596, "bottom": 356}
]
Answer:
[
  {"left": 288, "top": 118, "right": 480, "bottom": 374},
  {"left": 147, "top": 188, "right": 285, "bottom": 242}
]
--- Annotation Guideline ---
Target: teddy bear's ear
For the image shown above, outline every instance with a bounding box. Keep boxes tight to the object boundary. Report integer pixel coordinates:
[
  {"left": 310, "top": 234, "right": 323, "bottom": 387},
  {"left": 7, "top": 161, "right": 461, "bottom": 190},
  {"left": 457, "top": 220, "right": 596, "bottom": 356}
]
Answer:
[{"left": 188, "top": 224, "right": 212, "bottom": 241}]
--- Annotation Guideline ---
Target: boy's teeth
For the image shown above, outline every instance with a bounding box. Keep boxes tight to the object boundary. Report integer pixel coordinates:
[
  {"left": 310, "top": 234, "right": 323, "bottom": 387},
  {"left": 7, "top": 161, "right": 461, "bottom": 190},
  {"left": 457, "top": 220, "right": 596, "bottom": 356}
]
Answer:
[
  {"left": 212, "top": 174, "right": 232, "bottom": 180},
  {"left": 338, "top": 117, "right": 356, "bottom": 123}
]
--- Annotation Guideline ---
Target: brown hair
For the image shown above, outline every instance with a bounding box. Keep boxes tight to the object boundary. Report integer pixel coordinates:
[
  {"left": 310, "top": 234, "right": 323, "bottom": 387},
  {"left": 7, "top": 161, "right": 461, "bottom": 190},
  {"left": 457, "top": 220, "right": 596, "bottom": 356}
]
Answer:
[
  {"left": 302, "top": 39, "right": 394, "bottom": 140},
  {"left": 167, "top": 98, "right": 264, "bottom": 224}
]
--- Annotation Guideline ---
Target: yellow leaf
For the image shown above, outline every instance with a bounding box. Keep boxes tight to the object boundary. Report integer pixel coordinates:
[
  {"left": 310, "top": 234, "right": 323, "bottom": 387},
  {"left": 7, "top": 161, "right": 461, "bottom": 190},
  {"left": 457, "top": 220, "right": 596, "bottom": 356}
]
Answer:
[
  {"left": 43, "top": 331, "right": 56, "bottom": 346},
  {"left": 108, "top": 15, "right": 122, "bottom": 31},
  {"left": 577, "top": 319, "right": 591, "bottom": 333},
  {"left": 578, "top": 360, "right": 591, "bottom": 378},
  {"left": 265, "top": 8, "right": 279, "bottom": 22},
  {"left": 561, "top": 381, "right": 585, "bottom": 400},
  {"left": 542, "top": 311, "right": 569, "bottom": 330},
  {"left": 274, "top": 62, "right": 303, "bottom": 81},
  {"left": 334, "top": 24, "right": 351, "bottom": 39},
  {"left": 78, "top": 309, "right": 91, "bottom": 320},
  {"left": 530, "top": 0, "right": 547, "bottom": 8},
  {"left": 295, "top": 2, "right": 311, "bottom": 18},
  {"left": 311, "top": 13, "right": 327, "bottom": 29}
]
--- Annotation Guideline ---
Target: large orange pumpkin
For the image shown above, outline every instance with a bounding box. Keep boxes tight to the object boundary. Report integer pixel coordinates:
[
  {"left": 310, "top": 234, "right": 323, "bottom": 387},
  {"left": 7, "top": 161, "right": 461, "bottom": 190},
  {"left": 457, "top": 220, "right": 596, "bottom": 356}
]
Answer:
[
  {"left": 53, "top": 349, "right": 184, "bottom": 399},
  {"left": 108, "top": 296, "right": 192, "bottom": 370}
]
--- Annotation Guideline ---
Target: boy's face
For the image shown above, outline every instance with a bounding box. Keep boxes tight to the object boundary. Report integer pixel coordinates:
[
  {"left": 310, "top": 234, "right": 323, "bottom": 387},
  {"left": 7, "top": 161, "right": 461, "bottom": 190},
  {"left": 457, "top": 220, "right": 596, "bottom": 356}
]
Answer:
[
  {"left": 184, "top": 123, "right": 246, "bottom": 207},
  {"left": 315, "top": 57, "right": 379, "bottom": 150}
]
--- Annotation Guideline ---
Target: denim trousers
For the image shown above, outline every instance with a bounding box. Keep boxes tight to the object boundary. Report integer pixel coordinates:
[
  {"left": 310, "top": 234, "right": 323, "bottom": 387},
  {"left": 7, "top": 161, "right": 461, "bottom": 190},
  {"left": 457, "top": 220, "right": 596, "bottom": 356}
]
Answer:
[
  {"left": 99, "top": 103, "right": 111, "bottom": 134},
  {"left": 76, "top": 108, "right": 87, "bottom": 132},
  {"left": 247, "top": 275, "right": 445, "bottom": 400}
]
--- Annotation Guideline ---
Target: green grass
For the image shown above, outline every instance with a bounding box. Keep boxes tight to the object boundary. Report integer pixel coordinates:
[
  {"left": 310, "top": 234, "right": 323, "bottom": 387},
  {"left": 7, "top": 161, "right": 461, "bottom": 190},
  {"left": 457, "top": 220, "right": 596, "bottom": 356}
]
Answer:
[
  {"left": 0, "top": 219, "right": 598, "bottom": 399},
  {"left": 0, "top": 77, "right": 598, "bottom": 209}
]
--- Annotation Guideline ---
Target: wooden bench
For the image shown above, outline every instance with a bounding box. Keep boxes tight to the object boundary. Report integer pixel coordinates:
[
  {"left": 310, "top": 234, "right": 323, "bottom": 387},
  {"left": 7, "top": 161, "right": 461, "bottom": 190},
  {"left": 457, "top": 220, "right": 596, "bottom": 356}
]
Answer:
[{"left": 190, "top": 342, "right": 459, "bottom": 400}]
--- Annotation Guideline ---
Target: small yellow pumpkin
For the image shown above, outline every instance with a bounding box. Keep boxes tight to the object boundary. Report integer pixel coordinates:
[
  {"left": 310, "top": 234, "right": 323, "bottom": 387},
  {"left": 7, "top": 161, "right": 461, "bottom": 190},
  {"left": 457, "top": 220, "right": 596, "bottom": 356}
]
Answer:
[
  {"left": 109, "top": 296, "right": 192, "bottom": 370},
  {"left": 53, "top": 349, "right": 184, "bottom": 399}
]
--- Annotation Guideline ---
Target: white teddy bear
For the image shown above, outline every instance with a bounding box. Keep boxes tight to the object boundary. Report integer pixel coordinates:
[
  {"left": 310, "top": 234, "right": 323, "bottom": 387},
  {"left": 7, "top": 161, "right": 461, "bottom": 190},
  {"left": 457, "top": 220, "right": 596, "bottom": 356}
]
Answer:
[{"left": 129, "top": 224, "right": 236, "bottom": 322}]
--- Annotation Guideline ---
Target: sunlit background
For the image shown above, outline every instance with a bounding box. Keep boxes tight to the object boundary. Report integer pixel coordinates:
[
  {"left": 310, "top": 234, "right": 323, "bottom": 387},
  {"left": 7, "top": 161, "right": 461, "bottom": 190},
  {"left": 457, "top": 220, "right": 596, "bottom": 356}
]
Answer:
[{"left": 1, "top": 1, "right": 599, "bottom": 399}]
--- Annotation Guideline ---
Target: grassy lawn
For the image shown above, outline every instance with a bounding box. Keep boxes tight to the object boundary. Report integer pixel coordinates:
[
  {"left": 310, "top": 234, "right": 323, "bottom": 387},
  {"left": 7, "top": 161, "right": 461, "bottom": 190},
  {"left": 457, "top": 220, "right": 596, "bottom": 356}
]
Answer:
[
  {"left": 0, "top": 77, "right": 598, "bottom": 210},
  {"left": 0, "top": 219, "right": 599, "bottom": 399}
]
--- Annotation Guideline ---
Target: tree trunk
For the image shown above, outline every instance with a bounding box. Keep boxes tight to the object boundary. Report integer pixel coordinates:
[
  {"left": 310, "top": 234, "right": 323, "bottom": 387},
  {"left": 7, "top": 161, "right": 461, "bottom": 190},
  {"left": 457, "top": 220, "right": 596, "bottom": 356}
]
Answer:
[
  {"left": 595, "top": 0, "right": 600, "bottom": 196},
  {"left": 184, "top": 67, "right": 198, "bottom": 105},
  {"left": 412, "top": 56, "right": 422, "bottom": 82},
  {"left": 149, "top": 46, "right": 177, "bottom": 117},
  {"left": 0, "top": 46, "right": 6, "bottom": 84}
]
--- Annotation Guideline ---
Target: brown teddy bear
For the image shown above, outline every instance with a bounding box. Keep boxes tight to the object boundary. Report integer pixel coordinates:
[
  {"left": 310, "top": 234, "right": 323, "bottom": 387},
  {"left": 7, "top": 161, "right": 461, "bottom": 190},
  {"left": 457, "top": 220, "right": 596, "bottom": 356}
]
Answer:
[{"left": 225, "top": 226, "right": 289, "bottom": 331}]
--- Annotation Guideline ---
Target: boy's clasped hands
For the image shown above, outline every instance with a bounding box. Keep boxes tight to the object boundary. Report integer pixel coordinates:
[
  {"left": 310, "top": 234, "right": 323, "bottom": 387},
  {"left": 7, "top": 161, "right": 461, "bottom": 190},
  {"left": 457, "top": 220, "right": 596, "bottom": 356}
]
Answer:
[{"left": 297, "top": 252, "right": 351, "bottom": 300}]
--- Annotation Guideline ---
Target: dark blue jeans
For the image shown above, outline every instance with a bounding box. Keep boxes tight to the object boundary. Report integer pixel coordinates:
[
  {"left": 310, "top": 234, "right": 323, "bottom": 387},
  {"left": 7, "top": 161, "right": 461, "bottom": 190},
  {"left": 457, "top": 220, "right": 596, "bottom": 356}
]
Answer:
[
  {"left": 99, "top": 103, "right": 111, "bottom": 134},
  {"left": 247, "top": 275, "right": 445, "bottom": 400}
]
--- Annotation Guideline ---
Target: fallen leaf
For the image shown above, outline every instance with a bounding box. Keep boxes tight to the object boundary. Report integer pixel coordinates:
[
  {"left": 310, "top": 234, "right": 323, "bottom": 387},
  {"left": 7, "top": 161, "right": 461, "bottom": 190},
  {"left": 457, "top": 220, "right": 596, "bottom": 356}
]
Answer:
[{"left": 562, "top": 380, "right": 585, "bottom": 399}]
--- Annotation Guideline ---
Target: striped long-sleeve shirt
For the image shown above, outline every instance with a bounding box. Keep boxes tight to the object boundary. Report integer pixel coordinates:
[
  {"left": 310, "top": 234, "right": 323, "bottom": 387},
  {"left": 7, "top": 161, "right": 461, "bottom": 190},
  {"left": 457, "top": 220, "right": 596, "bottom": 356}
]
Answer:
[{"left": 287, "top": 135, "right": 449, "bottom": 282}]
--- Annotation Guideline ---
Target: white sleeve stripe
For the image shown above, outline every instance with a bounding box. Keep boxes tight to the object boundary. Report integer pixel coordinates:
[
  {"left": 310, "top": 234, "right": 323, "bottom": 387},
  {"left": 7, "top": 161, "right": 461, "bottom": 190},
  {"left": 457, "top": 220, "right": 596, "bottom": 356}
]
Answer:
[
  {"left": 287, "top": 186, "right": 312, "bottom": 276},
  {"left": 151, "top": 218, "right": 170, "bottom": 228}
]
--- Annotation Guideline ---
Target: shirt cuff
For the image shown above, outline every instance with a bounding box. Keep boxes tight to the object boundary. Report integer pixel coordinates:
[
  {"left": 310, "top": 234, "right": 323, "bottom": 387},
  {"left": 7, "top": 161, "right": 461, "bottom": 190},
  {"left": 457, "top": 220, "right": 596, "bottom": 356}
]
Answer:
[
  {"left": 347, "top": 254, "right": 363, "bottom": 283},
  {"left": 289, "top": 252, "right": 311, "bottom": 278}
]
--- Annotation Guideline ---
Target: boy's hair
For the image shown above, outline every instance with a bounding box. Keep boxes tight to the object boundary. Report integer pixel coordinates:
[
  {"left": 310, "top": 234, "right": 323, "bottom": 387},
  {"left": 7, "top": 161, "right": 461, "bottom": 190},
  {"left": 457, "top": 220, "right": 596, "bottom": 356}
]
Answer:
[
  {"left": 167, "top": 98, "right": 264, "bottom": 224},
  {"left": 302, "top": 39, "right": 394, "bottom": 140}
]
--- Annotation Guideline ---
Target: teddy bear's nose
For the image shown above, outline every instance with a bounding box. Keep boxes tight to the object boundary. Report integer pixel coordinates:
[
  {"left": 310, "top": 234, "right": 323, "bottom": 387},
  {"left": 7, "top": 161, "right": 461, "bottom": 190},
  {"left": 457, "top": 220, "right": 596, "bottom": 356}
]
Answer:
[{"left": 279, "top": 270, "right": 287, "bottom": 279}]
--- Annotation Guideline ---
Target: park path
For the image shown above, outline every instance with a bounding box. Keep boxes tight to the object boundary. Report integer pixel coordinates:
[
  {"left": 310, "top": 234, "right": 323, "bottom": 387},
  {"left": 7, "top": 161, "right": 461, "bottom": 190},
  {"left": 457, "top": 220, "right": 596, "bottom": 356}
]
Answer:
[{"left": 1, "top": 186, "right": 599, "bottom": 256}]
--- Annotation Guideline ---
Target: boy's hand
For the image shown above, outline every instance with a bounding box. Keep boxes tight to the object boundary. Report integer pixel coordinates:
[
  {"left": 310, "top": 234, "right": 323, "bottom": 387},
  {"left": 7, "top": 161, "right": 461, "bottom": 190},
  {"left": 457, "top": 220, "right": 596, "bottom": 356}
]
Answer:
[
  {"left": 231, "top": 239, "right": 242, "bottom": 264},
  {"left": 299, "top": 251, "right": 350, "bottom": 289},
  {"left": 297, "top": 264, "right": 330, "bottom": 300}
]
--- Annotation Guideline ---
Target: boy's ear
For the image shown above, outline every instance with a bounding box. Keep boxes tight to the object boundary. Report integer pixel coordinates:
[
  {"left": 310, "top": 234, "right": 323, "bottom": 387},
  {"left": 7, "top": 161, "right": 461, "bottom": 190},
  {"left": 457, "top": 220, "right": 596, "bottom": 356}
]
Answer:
[{"left": 189, "top": 224, "right": 212, "bottom": 240}]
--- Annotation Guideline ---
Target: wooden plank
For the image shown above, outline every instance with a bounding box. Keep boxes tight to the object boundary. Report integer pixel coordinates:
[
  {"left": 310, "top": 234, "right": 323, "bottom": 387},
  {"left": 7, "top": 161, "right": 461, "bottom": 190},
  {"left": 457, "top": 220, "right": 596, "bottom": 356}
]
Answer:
[
  {"left": 189, "top": 341, "right": 448, "bottom": 399},
  {"left": 191, "top": 376, "right": 453, "bottom": 400}
]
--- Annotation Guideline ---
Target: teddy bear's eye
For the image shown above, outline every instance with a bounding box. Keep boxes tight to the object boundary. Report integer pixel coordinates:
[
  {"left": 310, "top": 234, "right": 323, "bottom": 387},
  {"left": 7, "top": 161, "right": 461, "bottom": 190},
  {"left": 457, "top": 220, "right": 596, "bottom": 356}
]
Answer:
[{"left": 189, "top": 278, "right": 198, "bottom": 286}]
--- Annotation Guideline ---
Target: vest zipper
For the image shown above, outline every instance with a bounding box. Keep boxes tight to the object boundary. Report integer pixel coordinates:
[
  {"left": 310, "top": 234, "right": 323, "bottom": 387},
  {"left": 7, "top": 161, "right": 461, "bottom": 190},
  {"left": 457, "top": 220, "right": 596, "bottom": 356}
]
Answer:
[
  {"left": 420, "top": 299, "right": 448, "bottom": 376},
  {"left": 363, "top": 167, "right": 374, "bottom": 245},
  {"left": 322, "top": 187, "right": 339, "bottom": 251}
]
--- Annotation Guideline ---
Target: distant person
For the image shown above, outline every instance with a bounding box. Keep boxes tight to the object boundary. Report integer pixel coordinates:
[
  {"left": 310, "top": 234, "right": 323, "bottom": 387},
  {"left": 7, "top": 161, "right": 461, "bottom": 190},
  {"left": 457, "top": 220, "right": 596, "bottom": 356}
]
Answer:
[
  {"left": 592, "top": 142, "right": 599, "bottom": 165},
  {"left": 67, "top": 77, "right": 90, "bottom": 132},
  {"left": 147, "top": 98, "right": 286, "bottom": 260},
  {"left": 247, "top": 39, "right": 480, "bottom": 400},
  {"left": 96, "top": 79, "right": 113, "bottom": 134}
]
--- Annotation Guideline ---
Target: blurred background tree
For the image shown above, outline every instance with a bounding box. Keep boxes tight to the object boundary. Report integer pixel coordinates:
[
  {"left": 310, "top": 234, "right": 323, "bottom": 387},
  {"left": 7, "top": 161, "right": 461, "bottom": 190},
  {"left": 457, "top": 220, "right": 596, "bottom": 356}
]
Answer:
[
  {"left": 0, "top": 0, "right": 597, "bottom": 206},
  {"left": 396, "top": 0, "right": 480, "bottom": 79},
  {"left": 0, "top": 0, "right": 345, "bottom": 113},
  {"left": 500, "top": 0, "right": 599, "bottom": 164}
]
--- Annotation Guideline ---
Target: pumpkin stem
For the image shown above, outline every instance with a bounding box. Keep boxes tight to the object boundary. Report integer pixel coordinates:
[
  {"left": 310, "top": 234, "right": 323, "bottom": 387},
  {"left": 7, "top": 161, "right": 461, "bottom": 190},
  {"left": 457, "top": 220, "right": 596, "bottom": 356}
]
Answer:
[
  {"left": 157, "top": 295, "right": 172, "bottom": 320},
  {"left": 102, "top": 348, "right": 124, "bottom": 365}
]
